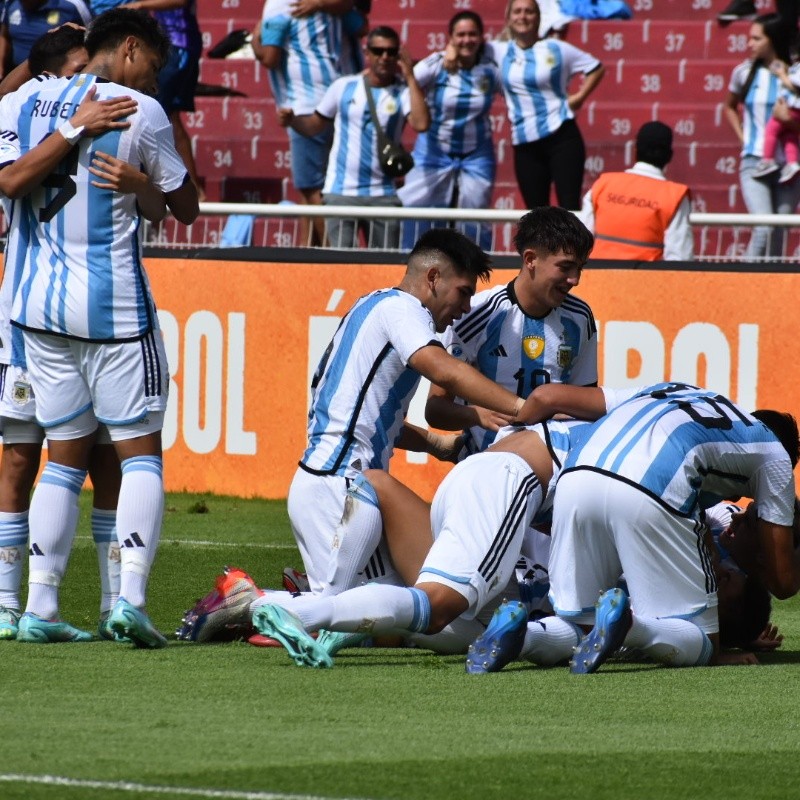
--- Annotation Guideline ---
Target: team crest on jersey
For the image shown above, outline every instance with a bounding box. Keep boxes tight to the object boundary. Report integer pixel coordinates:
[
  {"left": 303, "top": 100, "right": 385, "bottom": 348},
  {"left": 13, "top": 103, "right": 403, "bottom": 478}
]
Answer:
[
  {"left": 47, "top": 10, "right": 60, "bottom": 25},
  {"left": 448, "top": 344, "right": 465, "bottom": 359},
  {"left": 557, "top": 343, "right": 573, "bottom": 368},
  {"left": 478, "top": 76, "right": 491, "bottom": 94},
  {"left": 522, "top": 336, "right": 545, "bottom": 360},
  {"left": 382, "top": 96, "right": 398, "bottom": 115},
  {"left": 12, "top": 380, "right": 31, "bottom": 405}
]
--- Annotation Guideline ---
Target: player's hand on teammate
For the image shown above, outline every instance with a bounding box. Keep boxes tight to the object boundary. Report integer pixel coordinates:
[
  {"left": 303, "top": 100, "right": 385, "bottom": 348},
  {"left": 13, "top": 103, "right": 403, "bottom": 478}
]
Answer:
[
  {"left": 73, "top": 86, "right": 138, "bottom": 137},
  {"left": 88, "top": 151, "right": 146, "bottom": 193},
  {"left": 290, "top": 0, "right": 321, "bottom": 17},
  {"left": 748, "top": 622, "right": 784, "bottom": 652},
  {"left": 472, "top": 405, "right": 515, "bottom": 431}
]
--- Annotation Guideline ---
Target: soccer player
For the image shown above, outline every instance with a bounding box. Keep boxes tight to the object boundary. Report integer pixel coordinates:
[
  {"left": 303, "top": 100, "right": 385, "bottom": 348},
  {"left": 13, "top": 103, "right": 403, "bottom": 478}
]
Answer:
[
  {"left": 286, "top": 228, "right": 572, "bottom": 600},
  {"left": 478, "top": 383, "right": 799, "bottom": 674},
  {"left": 425, "top": 206, "right": 598, "bottom": 457},
  {"left": 1, "top": 8, "right": 198, "bottom": 646}
]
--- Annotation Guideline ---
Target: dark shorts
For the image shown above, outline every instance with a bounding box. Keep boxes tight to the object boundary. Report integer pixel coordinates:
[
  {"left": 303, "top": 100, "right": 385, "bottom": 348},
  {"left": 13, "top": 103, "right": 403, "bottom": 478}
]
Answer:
[{"left": 157, "top": 45, "right": 200, "bottom": 113}]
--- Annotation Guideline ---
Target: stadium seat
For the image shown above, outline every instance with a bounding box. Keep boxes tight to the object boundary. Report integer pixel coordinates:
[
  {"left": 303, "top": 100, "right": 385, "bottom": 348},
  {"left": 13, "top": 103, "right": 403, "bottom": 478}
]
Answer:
[{"left": 199, "top": 59, "right": 265, "bottom": 97}]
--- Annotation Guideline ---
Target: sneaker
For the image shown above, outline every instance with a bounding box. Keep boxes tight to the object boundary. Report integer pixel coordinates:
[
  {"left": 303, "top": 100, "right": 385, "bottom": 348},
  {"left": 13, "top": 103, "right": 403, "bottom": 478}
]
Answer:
[
  {"left": 779, "top": 162, "right": 800, "bottom": 184},
  {"left": 466, "top": 600, "right": 528, "bottom": 674},
  {"left": 717, "top": 0, "right": 756, "bottom": 23},
  {"left": 16, "top": 613, "right": 94, "bottom": 643},
  {"left": 752, "top": 158, "right": 780, "bottom": 179},
  {"left": 108, "top": 597, "right": 167, "bottom": 649},
  {"left": 176, "top": 566, "right": 261, "bottom": 642},
  {"left": 316, "top": 629, "right": 368, "bottom": 656},
  {"left": 569, "top": 588, "right": 632, "bottom": 675},
  {"left": 252, "top": 604, "right": 333, "bottom": 668},
  {"left": 0, "top": 606, "right": 21, "bottom": 640},
  {"left": 282, "top": 567, "right": 310, "bottom": 594}
]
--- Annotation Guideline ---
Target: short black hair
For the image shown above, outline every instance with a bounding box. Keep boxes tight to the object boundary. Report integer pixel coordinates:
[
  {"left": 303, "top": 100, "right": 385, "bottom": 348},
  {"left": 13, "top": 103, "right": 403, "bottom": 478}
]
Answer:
[
  {"left": 366, "top": 26, "right": 400, "bottom": 47},
  {"left": 719, "top": 574, "right": 772, "bottom": 649},
  {"left": 29, "top": 26, "right": 86, "bottom": 76},
  {"left": 408, "top": 228, "right": 492, "bottom": 282},
  {"left": 752, "top": 409, "right": 800, "bottom": 468},
  {"left": 449, "top": 10, "right": 484, "bottom": 35},
  {"left": 85, "top": 8, "right": 170, "bottom": 64},
  {"left": 513, "top": 206, "right": 594, "bottom": 262}
]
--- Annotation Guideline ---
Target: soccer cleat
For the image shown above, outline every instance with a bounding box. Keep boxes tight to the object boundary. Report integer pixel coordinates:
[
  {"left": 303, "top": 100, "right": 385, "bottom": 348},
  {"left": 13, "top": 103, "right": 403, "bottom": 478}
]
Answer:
[
  {"left": 465, "top": 600, "right": 527, "bottom": 674},
  {"left": 282, "top": 567, "right": 310, "bottom": 595},
  {"left": 108, "top": 598, "right": 167, "bottom": 649},
  {"left": 316, "top": 629, "right": 368, "bottom": 656},
  {"left": 0, "top": 606, "right": 21, "bottom": 640},
  {"left": 98, "top": 610, "right": 130, "bottom": 642},
  {"left": 252, "top": 604, "right": 333, "bottom": 668},
  {"left": 779, "top": 162, "right": 800, "bottom": 184},
  {"left": 16, "top": 613, "right": 93, "bottom": 643},
  {"left": 176, "top": 566, "right": 261, "bottom": 642},
  {"left": 569, "top": 588, "right": 632, "bottom": 675},
  {"left": 752, "top": 158, "right": 780, "bottom": 179}
]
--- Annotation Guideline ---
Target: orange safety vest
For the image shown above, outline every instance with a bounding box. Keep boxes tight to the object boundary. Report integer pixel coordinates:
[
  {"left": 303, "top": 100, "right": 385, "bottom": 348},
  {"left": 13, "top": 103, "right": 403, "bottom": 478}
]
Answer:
[{"left": 590, "top": 171, "right": 690, "bottom": 261}]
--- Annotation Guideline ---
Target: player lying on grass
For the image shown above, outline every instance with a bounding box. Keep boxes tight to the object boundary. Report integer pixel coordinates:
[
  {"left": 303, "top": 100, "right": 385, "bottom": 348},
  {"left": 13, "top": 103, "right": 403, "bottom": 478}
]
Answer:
[{"left": 469, "top": 384, "right": 799, "bottom": 674}]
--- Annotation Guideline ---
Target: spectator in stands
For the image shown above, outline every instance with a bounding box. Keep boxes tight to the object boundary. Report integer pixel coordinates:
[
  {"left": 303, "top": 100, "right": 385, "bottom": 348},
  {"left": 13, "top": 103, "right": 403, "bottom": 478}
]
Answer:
[
  {"left": 252, "top": 0, "right": 349, "bottom": 246},
  {"left": 488, "top": 0, "right": 604, "bottom": 211},
  {"left": 0, "top": 0, "right": 91, "bottom": 73},
  {"left": 718, "top": 0, "right": 799, "bottom": 32},
  {"left": 398, "top": 11, "right": 500, "bottom": 250},
  {"left": 723, "top": 13, "right": 800, "bottom": 258},
  {"left": 279, "top": 26, "right": 430, "bottom": 249},
  {"left": 579, "top": 121, "right": 694, "bottom": 261}
]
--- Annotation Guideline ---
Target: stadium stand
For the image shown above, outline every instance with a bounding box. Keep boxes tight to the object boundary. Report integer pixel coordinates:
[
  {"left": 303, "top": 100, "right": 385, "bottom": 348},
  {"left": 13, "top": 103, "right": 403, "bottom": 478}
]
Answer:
[{"left": 188, "top": 1, "right": 762, "bottom": 229}]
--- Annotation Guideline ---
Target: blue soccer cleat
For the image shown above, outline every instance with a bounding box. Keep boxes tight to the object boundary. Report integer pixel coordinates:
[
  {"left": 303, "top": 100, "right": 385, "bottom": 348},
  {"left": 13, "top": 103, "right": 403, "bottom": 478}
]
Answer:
[
  {"left": 252, "top": 604, "right": 333, "bottom": 668},
  {"left": 0, "top": 606, "right": 21, "bottom": 640},
  {"left": 466, "top": 600, "right": 527, "bottom": 674},
  {"left": 108, "top": 598, "right": 167, "bottom": 649},
  {"left": 570, "top": 587, "right": 632, "bottom": 675},
  {"left": 16, "top": 613, "right": 93, "bottom": 643},
  {"left": 315, "top": 629, "right": 368, "bottom": 656}
]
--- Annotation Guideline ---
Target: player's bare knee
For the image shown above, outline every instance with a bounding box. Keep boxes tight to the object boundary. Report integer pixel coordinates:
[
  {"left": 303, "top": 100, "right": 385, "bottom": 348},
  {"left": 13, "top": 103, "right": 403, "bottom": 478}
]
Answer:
[{"left": 417, "top": 582, "right": 468, "bottom": 634}]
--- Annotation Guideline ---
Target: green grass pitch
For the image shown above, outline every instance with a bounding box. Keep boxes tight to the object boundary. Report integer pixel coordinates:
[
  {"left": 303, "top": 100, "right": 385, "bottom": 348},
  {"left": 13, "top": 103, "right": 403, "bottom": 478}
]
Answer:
[{"left": 3, "top": 491, "right": 799, "bottom": 800}]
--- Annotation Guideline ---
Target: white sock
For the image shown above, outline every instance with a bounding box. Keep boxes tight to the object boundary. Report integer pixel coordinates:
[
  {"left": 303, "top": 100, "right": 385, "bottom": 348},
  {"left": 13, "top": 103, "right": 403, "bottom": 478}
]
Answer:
[
  {"left": 624, "top": 615, "right": 713, "bottom": 666},
  {"left": 26, "top": 463, "right": 86, "bottom": 619},
  {"left": 409, "top": 617, "right": 486, "bottom": 654},
  {"left": 324, "top": 475, "right": 384, "bottom": 594},
  {"left": 259, "top": 584, "right": 432, "bottom": 636},
  {"left": 116, "top": 456, "right": 163, "bottom": 608},
  {"left": 0, "top": 510, "right": 27, "bottom": 609},
  {"left": 92, "top": 508, "right": 119, "bottom": 613},
  {"left": 520, "top": 616, "right": 584, "bottom": 666}
]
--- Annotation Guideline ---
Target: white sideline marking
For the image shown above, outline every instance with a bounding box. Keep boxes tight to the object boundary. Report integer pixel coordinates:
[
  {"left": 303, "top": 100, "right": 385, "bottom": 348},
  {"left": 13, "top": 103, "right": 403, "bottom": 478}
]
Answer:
[
  {"left": 0, "top": 774, "right": 368, "bottom": 800},
  {"left": 74, "top": 536, "right": 296, "bottom": 550}
]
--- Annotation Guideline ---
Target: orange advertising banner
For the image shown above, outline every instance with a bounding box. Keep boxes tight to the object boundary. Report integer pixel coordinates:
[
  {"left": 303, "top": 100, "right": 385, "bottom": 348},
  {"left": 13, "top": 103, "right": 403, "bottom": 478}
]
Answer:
[{"left": 141, "top": 258, "right": 799, "bottom": 501}]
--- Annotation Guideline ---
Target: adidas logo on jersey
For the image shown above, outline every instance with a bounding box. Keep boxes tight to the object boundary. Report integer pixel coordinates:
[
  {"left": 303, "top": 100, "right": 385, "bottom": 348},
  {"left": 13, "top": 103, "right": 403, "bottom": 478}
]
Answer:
[{"left": 489, "top": 345, "right": 508, "bottom": 357}]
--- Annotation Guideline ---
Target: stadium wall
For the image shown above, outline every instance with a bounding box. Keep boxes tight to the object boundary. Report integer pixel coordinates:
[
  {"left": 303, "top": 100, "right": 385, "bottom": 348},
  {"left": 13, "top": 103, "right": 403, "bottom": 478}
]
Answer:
[{"left": 134, "top": 253, "right": 798, "bottom": 500}]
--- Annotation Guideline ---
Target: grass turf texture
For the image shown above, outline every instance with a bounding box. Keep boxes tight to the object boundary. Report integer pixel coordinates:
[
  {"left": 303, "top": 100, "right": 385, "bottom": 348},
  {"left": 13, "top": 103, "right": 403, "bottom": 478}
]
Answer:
[{"left": 3, "top": 491, "right": 800, "bottom": 800}]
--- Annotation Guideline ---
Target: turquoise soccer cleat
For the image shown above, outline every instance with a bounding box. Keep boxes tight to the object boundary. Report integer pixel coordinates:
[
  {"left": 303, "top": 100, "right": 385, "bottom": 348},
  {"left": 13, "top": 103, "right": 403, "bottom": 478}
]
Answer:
[
  {"left": 315, "top": 629, "right": 368, "bottom": 656},
  {"left": 252, "top": 604, "right": 333, "bottom": 668},
  {"left": 16, "top": 613, "right": 93, "bottom": 643},
  {"left": 0, "top": 606, "right": 21, "bottom": 640},
  {"left": 466, "top": 600, "right": 527, "bottom": 674},
  {"left": 570, "top": 587, "right": 632, "bottom": 675},
  {"left": 108, "top": 598, "right": 167, "bottom": 649}
]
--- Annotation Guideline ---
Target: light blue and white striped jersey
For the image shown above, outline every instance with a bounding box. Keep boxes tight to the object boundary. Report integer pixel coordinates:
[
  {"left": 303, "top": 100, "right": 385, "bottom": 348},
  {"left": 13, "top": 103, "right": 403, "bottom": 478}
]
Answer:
[
  {"left": 413, "top": 50, "right": 500, "bottom": 158},
  {"left": 0, "top": 74, "right": 58, "bottom": 367},
  {"left": 261, "top": 0, "right": 342, "bottom": 114},
  {"left": 443, "top": 280, "right": 597, "bottom": 454},
  {"left": 8, "top": 74, "right": 188, "bottom": 342},
  {"left": 301, "top": 289, "right": 439, "bottom": 477},
  {"left": 563, "top": 382, "right": 796, "bottom": 524},
  {"left": 318, "top": 74, "right": 411, "bottom": 197},
  {"left": 728, "top": 60, "right": 781, "bottom": 158},
  {"left": 488, "top": 39, "right": 600, "bottom": 146}
]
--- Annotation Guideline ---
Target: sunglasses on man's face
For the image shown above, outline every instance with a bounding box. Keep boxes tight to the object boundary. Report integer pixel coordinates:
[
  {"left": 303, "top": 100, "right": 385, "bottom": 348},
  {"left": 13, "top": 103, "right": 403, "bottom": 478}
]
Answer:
[{"left": 368, "top": 45, "right": 399, "bottom": 57}]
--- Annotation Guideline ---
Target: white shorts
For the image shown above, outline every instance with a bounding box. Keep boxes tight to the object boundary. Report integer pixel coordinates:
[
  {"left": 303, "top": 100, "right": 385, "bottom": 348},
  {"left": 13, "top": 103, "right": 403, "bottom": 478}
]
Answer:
[
  {"left": 23, "top": 329, "right": 168, "bottom": 431},
  {"left": 418, "top": 452, "right": 544, "bottom": 620},
  {"left": 0, "top": 363, "right": 37, "bottom": 422},
  {"left": 287, "top": 466, "right": 401, "bottom": 595},
  {"left": 549, "top": 469, "right": 719, "bottom": 634}
]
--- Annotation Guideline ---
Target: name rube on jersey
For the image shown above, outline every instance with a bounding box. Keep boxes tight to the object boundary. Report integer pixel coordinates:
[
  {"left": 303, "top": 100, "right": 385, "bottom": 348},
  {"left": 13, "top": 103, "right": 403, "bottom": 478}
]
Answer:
[{"left": 30, "top": 99, "right": 78, "bottom": 121}]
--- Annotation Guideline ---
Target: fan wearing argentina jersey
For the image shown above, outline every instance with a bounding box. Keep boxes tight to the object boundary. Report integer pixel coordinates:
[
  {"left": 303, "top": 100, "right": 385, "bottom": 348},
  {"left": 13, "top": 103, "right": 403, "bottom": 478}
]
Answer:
[
  {"left": 0, "top": 25, "right": 170, "bottom": 642},
  {"left": 426, "top": 206, "right": 597, "bottom": 458},
  {"left": 254, "top": 0, "right": 347, "bottom": 245},
  {"left": 488, "top": 0, "right": 604, "bottom": 211},
  {"left": 249, "top": 384, "right": 619, "bottom": 668},
  {"left": 1, "top": 9, "right": 198, "bottom": 647},
  {"left": 545, "top": 383, "right": 800, "bottom": 673},
  {"left": 287, "top": 228, "right": 566, "bottom": 599},
  {"left": 278, "top": 25, "right": 430, "bottom": 249},
  {"left": 397, "top": 11, "right": 501, "bottom": 251}
]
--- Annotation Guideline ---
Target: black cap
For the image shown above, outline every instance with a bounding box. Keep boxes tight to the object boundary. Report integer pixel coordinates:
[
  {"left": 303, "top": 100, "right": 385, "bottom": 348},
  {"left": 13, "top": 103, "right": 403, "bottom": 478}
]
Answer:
[{"left": 636, "top": 121, "right": 673, "bottom": 151}]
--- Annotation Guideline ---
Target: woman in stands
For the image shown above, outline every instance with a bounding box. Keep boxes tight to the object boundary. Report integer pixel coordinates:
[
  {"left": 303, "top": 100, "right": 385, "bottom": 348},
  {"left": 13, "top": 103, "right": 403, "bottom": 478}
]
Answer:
[
  {"left": 723, "top": 13, "right": 800, "bottom": 259},
  {"left": 489, "top": 0, "right": 604, "bottom": 210}
]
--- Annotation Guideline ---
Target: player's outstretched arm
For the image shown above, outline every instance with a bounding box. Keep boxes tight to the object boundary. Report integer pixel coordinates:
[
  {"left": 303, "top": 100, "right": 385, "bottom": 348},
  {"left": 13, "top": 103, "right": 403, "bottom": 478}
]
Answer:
[
  {"left": 425, "top": 382, "right": 514, "bottom": 433},
  {"left": 517, "top": 383, "right": 608, "bottom": 425},
  {"left": 397, "top": 421, "right": 463, "bottom": 462},
  {"left": 0, "top": 86, "right": 136, "bottom": 199},
  {"left": 89, "top": 150, "right": 167, "bottom": 222},
  {"left": 409, "top": 345, "right": 522, "bottom": 421},
  {"left": 164, "top": 177, "right": 199, "bottom": 225}
]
